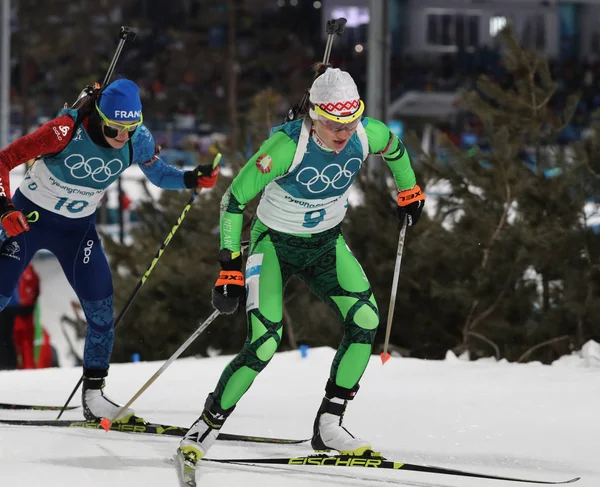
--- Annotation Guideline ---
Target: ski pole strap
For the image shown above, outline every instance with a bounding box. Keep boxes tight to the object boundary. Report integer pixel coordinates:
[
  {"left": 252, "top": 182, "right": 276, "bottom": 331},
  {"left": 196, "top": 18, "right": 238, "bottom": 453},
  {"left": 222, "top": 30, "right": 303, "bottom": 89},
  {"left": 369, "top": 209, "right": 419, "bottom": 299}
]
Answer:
[{"left": 26, "top": 211, "right": 39, "bottom": 223}]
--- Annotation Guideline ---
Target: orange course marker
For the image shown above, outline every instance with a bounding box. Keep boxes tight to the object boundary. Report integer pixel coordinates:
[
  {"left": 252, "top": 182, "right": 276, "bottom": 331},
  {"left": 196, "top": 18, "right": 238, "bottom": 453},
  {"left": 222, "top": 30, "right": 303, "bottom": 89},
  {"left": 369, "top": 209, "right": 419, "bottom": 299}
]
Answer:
[
  {"left": 380, "top": 352, "right": 391, "bottom": 364},
  {"left": 100, "top": 418, "right": 112, "bottom": 432}
]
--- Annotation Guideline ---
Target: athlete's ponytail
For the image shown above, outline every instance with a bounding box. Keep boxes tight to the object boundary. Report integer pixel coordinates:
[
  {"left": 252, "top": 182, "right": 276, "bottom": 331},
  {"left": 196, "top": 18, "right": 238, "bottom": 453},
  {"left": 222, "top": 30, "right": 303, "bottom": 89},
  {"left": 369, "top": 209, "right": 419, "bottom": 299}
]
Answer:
[
  {"left": 291, "top": 63, "right": 332, "bottom": 121},
  {"left": 312, "top": 62, "right": 331, "bottom": 79}
]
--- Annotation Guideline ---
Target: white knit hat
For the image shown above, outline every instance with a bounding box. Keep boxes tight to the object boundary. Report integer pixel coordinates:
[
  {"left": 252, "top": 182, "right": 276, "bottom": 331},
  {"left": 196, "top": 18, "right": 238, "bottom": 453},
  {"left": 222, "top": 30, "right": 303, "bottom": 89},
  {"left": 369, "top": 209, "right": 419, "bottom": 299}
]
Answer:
[{"left": 309, "top": 68, "right": 362, "bottom": 121}]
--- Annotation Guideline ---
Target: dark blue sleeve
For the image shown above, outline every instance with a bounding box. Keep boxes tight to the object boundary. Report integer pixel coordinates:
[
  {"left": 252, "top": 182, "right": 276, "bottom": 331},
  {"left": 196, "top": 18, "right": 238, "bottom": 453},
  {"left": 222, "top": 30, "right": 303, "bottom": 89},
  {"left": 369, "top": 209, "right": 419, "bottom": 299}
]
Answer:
[
  {"left": 131, "top": 125, "right": 187, "bottom": 190},
  {"left": 138, "top": 156, "right": 187, "bottom": 190}
]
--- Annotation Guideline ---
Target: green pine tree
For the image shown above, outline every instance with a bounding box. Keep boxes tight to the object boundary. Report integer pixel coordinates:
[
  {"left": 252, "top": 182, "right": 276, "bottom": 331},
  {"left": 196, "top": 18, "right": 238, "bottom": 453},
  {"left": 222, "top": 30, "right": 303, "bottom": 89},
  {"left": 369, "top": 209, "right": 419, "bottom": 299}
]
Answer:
[
  {"left": 347, "top": 25, "right": 600, "bottom": 363},
  {"left": 105, "top": 25, "right": 600, "bottom": 365}
]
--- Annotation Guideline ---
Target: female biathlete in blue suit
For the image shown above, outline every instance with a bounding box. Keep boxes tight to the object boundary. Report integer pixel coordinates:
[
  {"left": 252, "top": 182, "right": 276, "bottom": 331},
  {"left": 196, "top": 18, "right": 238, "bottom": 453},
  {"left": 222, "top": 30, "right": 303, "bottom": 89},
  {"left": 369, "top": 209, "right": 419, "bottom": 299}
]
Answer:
[{"left": 0, "top": 79, "right": 219, "bottom": 421}]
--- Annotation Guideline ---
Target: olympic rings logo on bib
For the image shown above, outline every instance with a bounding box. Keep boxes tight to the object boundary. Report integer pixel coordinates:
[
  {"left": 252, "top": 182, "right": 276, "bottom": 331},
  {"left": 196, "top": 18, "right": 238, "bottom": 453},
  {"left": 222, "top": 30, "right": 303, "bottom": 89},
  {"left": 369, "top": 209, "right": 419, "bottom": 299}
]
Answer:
[
  {"left": 296, "top": 158, "right": 361, "bottom": 194},
  {"left": 65, "top": 154, "right": 124, "bottom": 183}
]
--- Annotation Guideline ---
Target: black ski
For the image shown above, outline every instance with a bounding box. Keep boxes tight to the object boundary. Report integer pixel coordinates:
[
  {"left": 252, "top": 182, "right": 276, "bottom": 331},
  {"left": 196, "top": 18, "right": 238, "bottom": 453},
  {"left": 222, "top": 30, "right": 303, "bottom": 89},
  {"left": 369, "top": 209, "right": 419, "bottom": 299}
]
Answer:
[
  {"left": 0, "top": 418, "right": 308, "bottom": 444},
  {"left": 203, "top": 454, "right": 580, "bottom": 485},
  {"left": 0, "top": 418, "right": 188, "bottom": 436},
  {"left": 0, "top": 402, "right": 79, "bottom": 411}
]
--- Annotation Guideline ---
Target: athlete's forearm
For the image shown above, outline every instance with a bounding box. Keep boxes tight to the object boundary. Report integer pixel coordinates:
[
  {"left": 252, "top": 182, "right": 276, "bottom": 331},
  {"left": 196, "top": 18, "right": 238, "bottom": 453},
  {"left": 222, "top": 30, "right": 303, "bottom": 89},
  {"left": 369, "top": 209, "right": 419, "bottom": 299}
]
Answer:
[
  {"left": 220, "top": 188, "right": 245, "bottom": 252},
  {"left": 138, "top": 157, "right": 187, "bottom": 190},
  {"left": 364, "top": 117, "right": 416, "bottom": 190},
  {"left": 382, "top": 136, "right": 416, "bottom": 190}
]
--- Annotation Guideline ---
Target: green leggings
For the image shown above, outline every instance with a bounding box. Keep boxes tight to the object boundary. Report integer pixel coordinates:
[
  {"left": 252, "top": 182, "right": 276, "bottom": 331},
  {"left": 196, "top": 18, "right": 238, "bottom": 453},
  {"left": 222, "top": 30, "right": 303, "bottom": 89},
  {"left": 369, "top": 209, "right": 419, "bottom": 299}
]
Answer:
[{"left": 213, "top": 218, "right": 379, "bottom": 410}]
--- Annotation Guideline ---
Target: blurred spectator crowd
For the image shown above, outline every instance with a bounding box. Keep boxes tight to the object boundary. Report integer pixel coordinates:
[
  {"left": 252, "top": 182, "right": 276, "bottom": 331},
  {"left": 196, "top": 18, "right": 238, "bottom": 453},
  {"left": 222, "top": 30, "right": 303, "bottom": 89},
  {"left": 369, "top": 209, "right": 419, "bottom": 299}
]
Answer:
[{"left": 7, "top": 2, "right": 596, "bottom": 157}]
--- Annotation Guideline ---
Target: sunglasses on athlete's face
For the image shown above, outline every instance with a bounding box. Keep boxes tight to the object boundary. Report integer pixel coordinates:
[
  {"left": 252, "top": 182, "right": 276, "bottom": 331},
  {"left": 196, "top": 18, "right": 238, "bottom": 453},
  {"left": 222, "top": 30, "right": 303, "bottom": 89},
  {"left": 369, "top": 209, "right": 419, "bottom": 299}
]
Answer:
[
  {"left": 102, "top": 122, "right": 138, "bottom": 139},
  {"left": 318, "top": 116, "right": 360, "bottom": 133},
  {"left": 95, "top": 104, "right": 143, "bottom": 138},
  {"left": 312, "top": 100, "right": 364, "bottom": 133}
]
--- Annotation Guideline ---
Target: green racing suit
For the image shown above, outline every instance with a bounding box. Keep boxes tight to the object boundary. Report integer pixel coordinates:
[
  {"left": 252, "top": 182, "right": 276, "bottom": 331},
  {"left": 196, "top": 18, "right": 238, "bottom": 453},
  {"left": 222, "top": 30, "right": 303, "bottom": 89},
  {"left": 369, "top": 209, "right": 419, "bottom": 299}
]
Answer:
[{"left": 213, "top": 116, "right": 417, "bottom": 410}]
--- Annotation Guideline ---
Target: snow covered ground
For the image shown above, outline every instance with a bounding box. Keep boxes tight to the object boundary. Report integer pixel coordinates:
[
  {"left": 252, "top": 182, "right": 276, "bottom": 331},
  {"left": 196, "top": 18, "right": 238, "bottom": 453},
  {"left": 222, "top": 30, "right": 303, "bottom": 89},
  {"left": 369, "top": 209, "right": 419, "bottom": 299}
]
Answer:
[
  {"left": 4, "top": 163, "right": 600, "bottom": 487},
  {"left": 0, "top": 346, "right": 598, "bottom": 487}
]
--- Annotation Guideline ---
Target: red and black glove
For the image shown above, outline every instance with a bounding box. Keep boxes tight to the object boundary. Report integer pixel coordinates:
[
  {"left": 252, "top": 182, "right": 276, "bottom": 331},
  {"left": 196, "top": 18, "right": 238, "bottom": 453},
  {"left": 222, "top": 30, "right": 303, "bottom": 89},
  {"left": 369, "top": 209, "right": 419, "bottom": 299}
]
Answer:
[
  {"left": 397, "top": 185, "right": 425, "bottom": 227},
  {"left": 212, "top": 249, "right": 245, "bottom": 314},
  {"left": 0, "top": 196, "right": 29, "bottom": 238},
  {"left": 184, "top": 163, "right": 220, "bottom": 190}
]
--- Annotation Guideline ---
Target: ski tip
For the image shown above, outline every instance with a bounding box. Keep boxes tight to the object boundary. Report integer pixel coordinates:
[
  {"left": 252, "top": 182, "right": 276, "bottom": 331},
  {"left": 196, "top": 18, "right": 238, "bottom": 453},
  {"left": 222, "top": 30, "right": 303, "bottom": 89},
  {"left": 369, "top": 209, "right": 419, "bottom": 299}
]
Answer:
[
  {"left": 380, "top": 352, "right": 391, "bottom": 364},
  {"left": 100, "top": 418, "right": 111, "bottom": 432}
]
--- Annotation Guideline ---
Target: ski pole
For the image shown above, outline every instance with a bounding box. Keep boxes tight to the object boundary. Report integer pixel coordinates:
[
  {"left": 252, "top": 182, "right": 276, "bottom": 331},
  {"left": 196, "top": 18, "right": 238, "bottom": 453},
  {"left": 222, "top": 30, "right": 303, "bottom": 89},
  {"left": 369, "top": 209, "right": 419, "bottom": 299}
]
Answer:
[
  {"left": 100, "top": 310, "right": 221, "bottom": 431},
  {"left": 380, "top": 219, "right": 407, "bottom": 364},
  {"left": 56, "top": 153, "right": 222, "bottom": 419}
]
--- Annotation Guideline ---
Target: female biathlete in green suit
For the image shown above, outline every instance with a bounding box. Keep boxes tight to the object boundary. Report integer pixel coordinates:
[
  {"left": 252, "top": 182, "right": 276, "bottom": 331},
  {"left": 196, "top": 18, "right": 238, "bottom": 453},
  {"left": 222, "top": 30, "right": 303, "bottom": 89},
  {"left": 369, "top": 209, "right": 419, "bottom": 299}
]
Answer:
[{"left": 179, "top": 67, "right": 425, "bottom": 463}]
